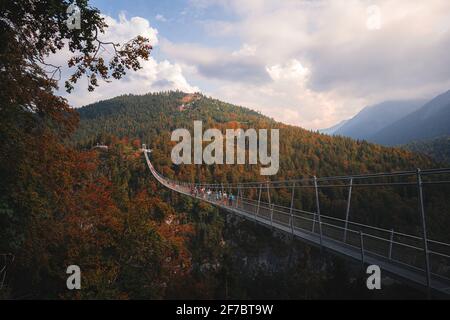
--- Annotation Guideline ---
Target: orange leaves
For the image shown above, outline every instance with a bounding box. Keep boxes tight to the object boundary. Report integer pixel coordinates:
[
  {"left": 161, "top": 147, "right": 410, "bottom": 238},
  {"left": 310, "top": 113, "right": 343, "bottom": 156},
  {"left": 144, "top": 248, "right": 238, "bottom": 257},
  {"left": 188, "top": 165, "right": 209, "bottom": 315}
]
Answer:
[
  {"left": 124, "top": 186, "right": 194, "bottom": 281},
  {"left": 131, "top": 138, "right": 141, "bottom": 149},
  {"left": 226, "top": 120, "right": 240, "bottom": 129},
  {"left": 9, "top": 129, "right": 195, "bottom": 298},
  {"left": 156, "top": 213, "right": 194, "bottom": 276},
  {"left": 180, "top": 93, "right": 200, "bottom": 104}
]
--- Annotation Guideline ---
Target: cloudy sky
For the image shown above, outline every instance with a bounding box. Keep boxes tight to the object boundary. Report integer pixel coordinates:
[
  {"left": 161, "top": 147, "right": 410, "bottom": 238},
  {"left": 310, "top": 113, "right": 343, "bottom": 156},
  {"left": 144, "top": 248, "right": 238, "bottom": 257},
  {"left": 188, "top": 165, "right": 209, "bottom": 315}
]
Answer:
[{"left": 58, "top": 0, "right": 450, "bottom": 130}]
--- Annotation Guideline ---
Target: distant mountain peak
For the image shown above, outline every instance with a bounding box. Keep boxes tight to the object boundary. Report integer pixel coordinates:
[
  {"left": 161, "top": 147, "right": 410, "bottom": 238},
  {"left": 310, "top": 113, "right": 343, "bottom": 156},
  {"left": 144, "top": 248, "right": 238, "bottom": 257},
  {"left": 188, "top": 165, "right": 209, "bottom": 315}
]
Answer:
[
  {"left": 319, "top": 119, "right": 348, "bottom": 135},
  {"left": 371, "top": 89, "right": 450, "bottom": 145},
  {"left": 332, "top": 99, "right": 425, "bottom": 141}
]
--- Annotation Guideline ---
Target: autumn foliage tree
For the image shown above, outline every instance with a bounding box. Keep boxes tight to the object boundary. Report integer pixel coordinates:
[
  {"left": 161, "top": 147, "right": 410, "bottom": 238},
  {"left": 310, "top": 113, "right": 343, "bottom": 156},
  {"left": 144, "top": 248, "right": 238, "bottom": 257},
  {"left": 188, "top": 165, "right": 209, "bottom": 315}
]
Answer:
[{"left": 0, "top": 1, "right": 198, "bottom": 299}]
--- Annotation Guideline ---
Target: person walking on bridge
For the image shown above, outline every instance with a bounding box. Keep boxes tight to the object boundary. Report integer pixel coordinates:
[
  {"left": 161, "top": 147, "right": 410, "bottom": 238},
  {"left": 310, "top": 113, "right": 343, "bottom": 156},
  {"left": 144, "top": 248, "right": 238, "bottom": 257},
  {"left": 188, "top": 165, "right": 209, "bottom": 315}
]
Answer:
[{"left": 228, "top": 193, "right": 234, "bottom": 206}]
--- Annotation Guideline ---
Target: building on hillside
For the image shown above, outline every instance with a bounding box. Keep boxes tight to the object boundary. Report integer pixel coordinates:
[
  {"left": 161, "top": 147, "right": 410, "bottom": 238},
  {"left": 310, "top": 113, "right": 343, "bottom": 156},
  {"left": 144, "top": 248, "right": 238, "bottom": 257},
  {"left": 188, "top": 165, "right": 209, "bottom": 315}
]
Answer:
[{"left": 92, "top": 143, "right": 108, "bottom": 150}]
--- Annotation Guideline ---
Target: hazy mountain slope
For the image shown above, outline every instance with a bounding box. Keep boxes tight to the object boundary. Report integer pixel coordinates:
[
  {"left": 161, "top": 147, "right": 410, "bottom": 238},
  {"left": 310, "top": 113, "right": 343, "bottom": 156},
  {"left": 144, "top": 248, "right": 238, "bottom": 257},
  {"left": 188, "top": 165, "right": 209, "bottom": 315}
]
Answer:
[
  {"left": 333, "top": 100, "right": 425, "bottom": 141},
  {"left": 319, "top": 119, "right": 348, "bottom": 135},
  {"left": 371, "top": 90, "right": 450, "bottom": 146},
  {"left": 403, "top": 135, "right": 450, "bottom": 165}
]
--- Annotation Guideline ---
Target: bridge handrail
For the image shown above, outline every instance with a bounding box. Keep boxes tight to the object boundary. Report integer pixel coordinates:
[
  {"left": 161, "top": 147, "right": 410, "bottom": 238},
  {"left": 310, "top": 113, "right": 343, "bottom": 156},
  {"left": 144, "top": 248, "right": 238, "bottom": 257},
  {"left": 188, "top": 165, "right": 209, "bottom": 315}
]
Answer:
[
  {"left": 185, "top": 168, "right": 450, "bottom": 189},
  {"left": 238, "top": 195, "right": 450, "bottom": 250},
  {"left": 146, "top": 152, "right": 450, "bottom": 248}
]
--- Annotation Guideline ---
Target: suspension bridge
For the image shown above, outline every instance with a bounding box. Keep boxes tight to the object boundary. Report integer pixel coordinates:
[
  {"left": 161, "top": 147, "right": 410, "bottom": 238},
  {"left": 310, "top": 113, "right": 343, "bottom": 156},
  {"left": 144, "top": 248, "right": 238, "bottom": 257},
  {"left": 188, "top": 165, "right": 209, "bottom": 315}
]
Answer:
[{"left": 143, "top": 148, "right": 450, "bottom": 297}]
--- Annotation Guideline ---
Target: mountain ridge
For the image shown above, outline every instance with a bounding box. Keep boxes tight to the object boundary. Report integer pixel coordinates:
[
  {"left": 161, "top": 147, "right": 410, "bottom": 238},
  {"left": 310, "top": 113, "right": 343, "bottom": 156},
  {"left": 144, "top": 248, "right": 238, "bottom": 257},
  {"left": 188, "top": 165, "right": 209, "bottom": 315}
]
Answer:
[
  {"left": 319, "top": 119, "right": 348, "bottom": 135},
  {"left": 332, "top": 100, "right": 425, "bottom": 141},
  {"left": 371, "top": 90, "right": 450, "bottom": 145},
  {"left": 75, "top": 91, "right": 434, "bottom": 182}
]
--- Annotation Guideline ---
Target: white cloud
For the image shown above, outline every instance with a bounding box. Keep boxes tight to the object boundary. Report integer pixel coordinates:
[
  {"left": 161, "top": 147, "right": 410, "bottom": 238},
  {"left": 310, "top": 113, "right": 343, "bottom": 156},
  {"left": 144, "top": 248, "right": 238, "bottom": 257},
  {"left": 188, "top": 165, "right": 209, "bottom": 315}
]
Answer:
[
  {"left": 55, "top": 1, "right": 450, "bottom": 130},
  {"left": 366, "top": 5, "right": 382, "bottom": 30},
  {"left": 266, "top": 59, "right": 309, "bottom": 82},
  {"left": 161, "top": 40, "right": 270, "bottom": 83},
  {"left": 54, "top": 14, "right": 198, "bottom": 107},
  {"left": 175, "top": 0, "right": 450, "bottom": 129},
  {"left": 210, "top": 66, "right": 360, "bottom": 130},
  {"left": 155, "top": 14, "right": 167, "bottom": 22},
  {"left": 232, "top": 43, "right": 256, "bottom": 57},
  {"left": 102, "top": 13, "right": 159, "bottom": 46}
]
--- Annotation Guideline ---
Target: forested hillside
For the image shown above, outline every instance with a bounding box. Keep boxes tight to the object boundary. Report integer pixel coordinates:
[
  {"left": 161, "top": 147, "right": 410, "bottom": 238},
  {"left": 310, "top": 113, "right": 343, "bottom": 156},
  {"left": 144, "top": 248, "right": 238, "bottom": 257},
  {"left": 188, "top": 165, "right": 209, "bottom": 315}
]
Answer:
[
  {"left": 75, "top": 91, "right": 450, "bottom": 242},
  {"left": 71, "top": 91, "right": 450, "bottom": 299},
  {"left": 76, "top": 91, "right": 434, "bottom": 181},
  {"left": 2, "top": 92, "right": 449, "bottom": 298},
  {"left": 3, "top": 90, "right": 448, "bottom": 299},
  {"left": 403, "top": 136, "right": 450, "bottom": 165}
]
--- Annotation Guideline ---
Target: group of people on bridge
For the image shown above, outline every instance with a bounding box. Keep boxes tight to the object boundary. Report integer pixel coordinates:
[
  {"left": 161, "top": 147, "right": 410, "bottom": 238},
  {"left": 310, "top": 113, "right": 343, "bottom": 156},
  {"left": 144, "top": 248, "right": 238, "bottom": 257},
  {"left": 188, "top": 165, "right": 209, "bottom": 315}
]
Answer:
[{"left": 190, "top": 186, "right": 235, "bottom": 206}]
